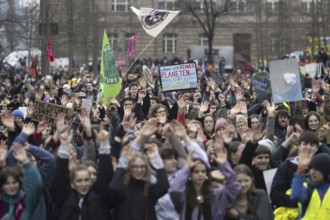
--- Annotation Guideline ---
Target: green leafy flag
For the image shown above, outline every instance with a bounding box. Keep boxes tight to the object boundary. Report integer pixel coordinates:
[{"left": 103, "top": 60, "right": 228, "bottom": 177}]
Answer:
[{"left": 99, "top": 30, "right": 122, "bottom": 106}]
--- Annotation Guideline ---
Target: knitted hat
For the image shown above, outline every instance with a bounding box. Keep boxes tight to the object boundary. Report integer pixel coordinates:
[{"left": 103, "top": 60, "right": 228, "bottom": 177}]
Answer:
[
  {"left": 309, "top": 153, "right": 330, "bottom": 182},
  {"left": 12, "top": 109, "right": 25, "bottom": 120},
  {"left": 215, "top": 118, "right": 227, "bottom": 131},
  {"left": 258, "top": 139, "right": 274, "bottom": 151}
]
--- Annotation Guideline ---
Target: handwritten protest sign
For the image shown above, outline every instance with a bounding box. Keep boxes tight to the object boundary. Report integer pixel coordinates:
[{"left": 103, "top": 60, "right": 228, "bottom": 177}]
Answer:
[
  {"left": 142, "top": 65, "right": 155, "bottom": 88},
  {"left": 82, "top": 99, "right": 92, "bottom": 112},
  {"left": 31, "top": 100, "right": 74, "bottom": 127},
  {"left": 159, "top": 63, "right": 198, "bottom": 92},
  {"left": 252, "top": 71, "right": 271, "bottom": 103},
  {"left": 269, "top": 59, "right": 303, "bottom": 103}
]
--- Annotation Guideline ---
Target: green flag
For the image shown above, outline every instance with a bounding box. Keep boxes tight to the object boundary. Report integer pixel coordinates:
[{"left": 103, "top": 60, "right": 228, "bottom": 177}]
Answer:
[{"left": 99, "top": 30, "right": 122, "bottom": 106}]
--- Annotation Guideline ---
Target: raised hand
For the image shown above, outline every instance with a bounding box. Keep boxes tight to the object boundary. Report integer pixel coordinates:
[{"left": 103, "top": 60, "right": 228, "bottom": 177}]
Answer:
[
  {"left": 37, "top": 121, "right": 48, "bottom": 134},
  {"left": 0, "top": 140, "right": 8, "bottom": 166},
  {"left": 171, "top": 120, "right": 187, "bottom": 139},
  {"left": 121, "top": 144, "right": 134, "bottom": 160},
  {"left": 298, "top": 145, "right": 314, "bottom": 169},
  {"left": 12, "top": 143, "right": 29, "bottom": 165},
  {"left": 56, "top": 113, "right": 67, "bottom": 133},
  {"left": 211, "top": 142, "right": 227, "bottom": 165},
  {"left": 266, "top": 102, "right": 278, "bottom": 118},
  {"left": 162, "top": 123, "right": 174, "bottom": 138},
  {"left": 1, "top": 112, "right": 15, "bottom": 131},
  {"left": 186, "top": 150, "right": 199, "bottom": 169},
  {"left": 68, "top": 151, "right": 80, "bottom": 171},
  {"left": 251, "top": 124, "right": 265, "bottom": 144},
  {"left": 22, "top": 122, "right": 36, "bottom": 136},
  {"left": 235, "top": 89, "right": 244, "bottom": 102},
  {"left": 139, "top": 118, "right": 159, "bottom": 138},
  {"left": 200, "top": 101, "right": 209, "bottom": 113},
  {"left": 177, "top": 96, "right": 186, "bottom": 110},
  {"left": 27, "top": 103, "right": 34, "bottom": 117},
  {"left": 60, "top": 129, "right": 73, "bottom": 145},
  {"left": 60, "top": 95, "right": 68, "bottom": 106},
  {"left": 145, "top": 143, "right": 159, "bottom": 158}
]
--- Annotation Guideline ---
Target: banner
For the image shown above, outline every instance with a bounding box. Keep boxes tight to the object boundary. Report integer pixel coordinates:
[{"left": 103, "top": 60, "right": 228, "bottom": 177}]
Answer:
[
  {"left": 128, "top": 34, "right": 138, "bottom": 59},
  {"left": 269, "top": 59, "right": 303, "bottom": 103},
  {"left": 99, "top": 30, "right": 122, "bottom": 106},
  {"left": 47, "top": 39, "right": 54, "bottom": 62},
  {"left": 142, "top": 65, "right": 155, "bottom": 88},
  {"left": 252, "top": 71, "right": 271, "bottom": 103},
  {"left": 131, "top": 6, "right": 180, "bottom": 38},
  {"left": 31, "top": 100, "right": 74, "bottom": 127},
  {"left": 159, "top": 63, "right": 198, "bottom": 92}
]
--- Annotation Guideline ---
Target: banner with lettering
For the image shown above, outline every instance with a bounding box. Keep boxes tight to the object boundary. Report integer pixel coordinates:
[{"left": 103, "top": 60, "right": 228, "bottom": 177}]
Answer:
[
  {"left": 269, "top": 59, "right": 303, "bottom": 103},
  {"left": 252, "top": 71, "right": 271, "bottom": 103},
  {"left": 159, "top": 63, "right": 198, "bottom": 92},
  {"left": 31, "top": 101, "right": 74, "bottom": 127},
  {"left": 99, "top": 30, "right": 122, "bottom": 106}
]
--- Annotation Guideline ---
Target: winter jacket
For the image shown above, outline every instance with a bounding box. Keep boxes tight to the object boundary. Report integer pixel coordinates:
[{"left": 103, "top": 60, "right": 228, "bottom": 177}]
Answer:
[
  {"left": 0, "top": 162, "right": 43, "bottom": 220},
  {"left": 169, "top": 162, "right": 241, "bottom": 220},
  {"left": 225, "top": 190, "right": 274, "bottom": 220}
]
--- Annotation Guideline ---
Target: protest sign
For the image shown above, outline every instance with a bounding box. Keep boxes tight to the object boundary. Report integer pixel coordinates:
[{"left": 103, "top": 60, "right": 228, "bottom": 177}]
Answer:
[
  {"left": 263, "top": 168, "right": 277, "bottom": 198},
  {"left": 142, "top": 65, "right": 155, "bottom": 88},
  {"left": 252, "top": 71, "right": 271, "bottom": 103},
  {"left": 82, "top": 99, "right": 92, "bottom": 112},
  {"left": 269, "top": 59, "right": 303, "bottom": 103},
  {"left": 159, "top": 63, "right": 198, "bottom": 92},
  {"left": 305, "top": 63, "right": 317, "bottom": 77},
  {"left": 31, "top": 100, "right": 74, "bottom": 127}
]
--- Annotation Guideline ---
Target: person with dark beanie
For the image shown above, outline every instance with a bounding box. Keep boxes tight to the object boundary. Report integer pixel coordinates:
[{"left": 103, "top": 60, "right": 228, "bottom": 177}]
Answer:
[{"left": 291, "top": 150, "right": 330, "bottom": 219}]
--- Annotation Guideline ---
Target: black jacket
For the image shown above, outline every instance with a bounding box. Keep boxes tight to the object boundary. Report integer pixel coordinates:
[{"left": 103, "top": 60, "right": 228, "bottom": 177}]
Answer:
[
  {"left": 49, "top": 155, "right": 119, "bottom": 220},
  {"left": 110, "top": 167, "right": 169, "bottom": 220}
]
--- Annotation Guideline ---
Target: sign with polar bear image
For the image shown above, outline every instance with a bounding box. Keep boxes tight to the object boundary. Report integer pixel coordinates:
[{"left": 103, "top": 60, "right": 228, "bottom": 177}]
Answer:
[{"left": 269, "top": 59, "right": 303, "bottom": 103}]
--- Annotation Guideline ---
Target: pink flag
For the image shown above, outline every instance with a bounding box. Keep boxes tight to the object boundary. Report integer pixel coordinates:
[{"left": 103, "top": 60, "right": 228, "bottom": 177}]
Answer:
[
  {"left": 47, "top": 38, "right": 54, "bottom": 62},
  {"left": 128, "top": 34, "right": 138, "bottom": 59}
]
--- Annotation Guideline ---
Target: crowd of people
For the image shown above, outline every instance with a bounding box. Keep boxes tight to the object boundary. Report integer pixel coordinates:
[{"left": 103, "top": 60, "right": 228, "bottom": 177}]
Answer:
[{"left": 0, "top": 54, "right": 329, "bottom": 220}]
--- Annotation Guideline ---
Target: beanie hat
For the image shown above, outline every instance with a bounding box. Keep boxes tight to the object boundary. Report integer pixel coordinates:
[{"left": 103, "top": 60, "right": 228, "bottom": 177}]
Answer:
[
  {"left": 309, "top": 153, "right": 330, "bottom": 182},
  {"left": 258, "top": 139, "right": 274, "bottom": 151},
  {"left": 215, "top": 118, "right": 227, "bottom": 131},
  {"left": 12, "top": 109, "right": 25, "bottom": 120}
]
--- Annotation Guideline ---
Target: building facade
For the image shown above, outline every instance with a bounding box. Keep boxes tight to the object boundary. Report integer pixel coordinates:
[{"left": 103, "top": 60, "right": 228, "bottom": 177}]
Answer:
[{"left": 47, "top": 0, "right": 330, "bottom": 68}]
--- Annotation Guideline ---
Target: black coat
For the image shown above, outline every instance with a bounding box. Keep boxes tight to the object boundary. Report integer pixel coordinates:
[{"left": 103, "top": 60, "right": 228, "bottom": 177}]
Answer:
[
  {"left": 110, "top": 167, "right": 169, "bottom": 220},
  {"left": 49, "top": 155, "right": 119, "bottom": 220}
]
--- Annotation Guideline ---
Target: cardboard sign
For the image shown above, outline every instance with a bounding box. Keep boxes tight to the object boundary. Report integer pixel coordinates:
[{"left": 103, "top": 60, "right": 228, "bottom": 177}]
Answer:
[
  {"left": 159, "top": 63, "right": 198, "bottom": 92},
  {"left": 305, "top": 63, "right": 317, "bottom": 77},
  {"left": 263, "top": 168, "right": 277, "bottom": 198},
  {"left": 252, "top": 71, "right": 271, "bottom": 103},
  {"left": 81, "top": 99, "right": 92, "bottom": 112},
  {"left": 269, "top": 59, "right": 303, "bottom": 103},
  {"left": 31, "top": 100, "right": 74, "bottom": 127}
]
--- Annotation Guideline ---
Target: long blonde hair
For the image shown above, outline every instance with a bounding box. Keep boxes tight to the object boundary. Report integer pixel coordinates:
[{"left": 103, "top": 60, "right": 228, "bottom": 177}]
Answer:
[{"left": 124, "top": 153, "right": 152, "bottom": 196}]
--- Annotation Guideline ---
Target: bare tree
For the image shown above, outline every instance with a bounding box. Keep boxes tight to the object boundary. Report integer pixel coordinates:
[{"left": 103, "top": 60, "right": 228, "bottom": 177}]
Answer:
[{"left": 180, "top": 0, "right": 230, "bottom": 64}]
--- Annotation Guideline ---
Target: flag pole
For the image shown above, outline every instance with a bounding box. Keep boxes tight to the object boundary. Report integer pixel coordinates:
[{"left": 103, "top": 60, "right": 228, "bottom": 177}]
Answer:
[{"left": 123, "top": 37, "right": 155, "bottom": 78}]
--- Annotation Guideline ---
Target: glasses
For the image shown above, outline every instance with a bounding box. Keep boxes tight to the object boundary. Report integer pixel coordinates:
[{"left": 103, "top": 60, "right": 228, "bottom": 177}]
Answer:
[
  {"left": 132, "top": 165, "right": 146, "bottom": 170},
  {"left": 156, "top": 110, "right": 166, "bottom": 114}
]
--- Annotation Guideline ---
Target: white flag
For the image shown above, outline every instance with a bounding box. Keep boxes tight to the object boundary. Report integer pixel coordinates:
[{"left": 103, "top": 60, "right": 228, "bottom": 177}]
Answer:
[{"left": 131, "top": 6, "right": 180, "bottom": 38}]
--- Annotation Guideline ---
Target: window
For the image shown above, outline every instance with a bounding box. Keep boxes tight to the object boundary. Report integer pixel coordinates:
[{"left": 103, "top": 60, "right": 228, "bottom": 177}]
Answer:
[
  {"left": 111, "top": 0, "right": 129, "bottom": 12},
  {"left": 266, "top": 0, "right": 279, "bottom": 13},
  {"left": 271, "top": 34, "right": 279, "bottom": 53},
  {"left": 163, "top": 34, "right": 176, "bottom": 53},
  {"left": 108, "top": 33, "right": 119, "bottom": 51},
  {"left": 229, "top": 0, "right": 254, "bottom": 14},
  {"left": 159, "top": 0, "right": 177, "bottom": 10},
  {"left": 198, "top": 0, "right": 217, "bottom": 11},
  {"left": 199, "top": 34, "right": 208, "bottom": 46},
  {"left": 301, "top": 0, "right": 319, "bottom": 13}
]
